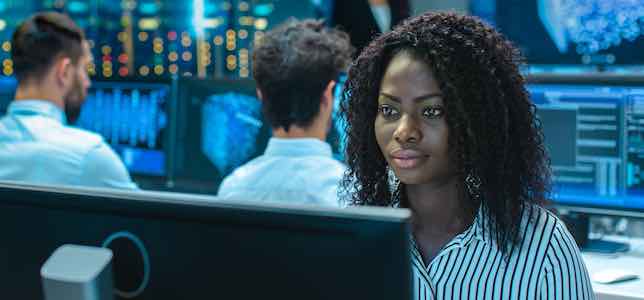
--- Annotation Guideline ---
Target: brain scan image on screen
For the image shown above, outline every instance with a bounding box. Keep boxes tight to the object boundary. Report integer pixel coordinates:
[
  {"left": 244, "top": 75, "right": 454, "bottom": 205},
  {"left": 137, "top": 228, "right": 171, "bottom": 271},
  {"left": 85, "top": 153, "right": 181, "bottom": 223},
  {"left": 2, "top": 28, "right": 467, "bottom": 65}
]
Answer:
[
  {"left": 539, "top": 0, "right": 644, "bottom": 55},
  {"left": 201, "top": 92, "right": 263, "bottom": 174}
]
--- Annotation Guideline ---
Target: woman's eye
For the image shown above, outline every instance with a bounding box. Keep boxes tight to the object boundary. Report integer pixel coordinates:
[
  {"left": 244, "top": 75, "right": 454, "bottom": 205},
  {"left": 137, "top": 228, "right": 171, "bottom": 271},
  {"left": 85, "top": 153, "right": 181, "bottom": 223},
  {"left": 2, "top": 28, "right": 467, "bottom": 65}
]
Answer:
[
  {"left": 422, "top": 106, "right": 444, "bottom": 119},
  {"left": 379, "top": 105, "right": 399, "bottom": 119}
]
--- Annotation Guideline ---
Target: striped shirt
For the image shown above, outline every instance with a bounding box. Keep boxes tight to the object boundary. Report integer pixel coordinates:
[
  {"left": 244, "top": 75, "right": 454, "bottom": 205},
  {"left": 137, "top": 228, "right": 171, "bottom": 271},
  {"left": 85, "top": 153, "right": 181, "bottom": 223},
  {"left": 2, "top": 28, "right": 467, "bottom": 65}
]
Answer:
[{"left": 411, "top": 204, "right": 595, "bottom": 300}]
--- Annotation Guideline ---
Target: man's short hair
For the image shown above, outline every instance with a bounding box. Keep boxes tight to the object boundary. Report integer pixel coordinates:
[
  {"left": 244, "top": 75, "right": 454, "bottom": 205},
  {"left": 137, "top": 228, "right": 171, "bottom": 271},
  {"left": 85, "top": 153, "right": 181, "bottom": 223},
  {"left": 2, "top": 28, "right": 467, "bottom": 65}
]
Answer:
[
  {"left": 252, "top": 19, "right": 353, "bottom": 130},
  {"left": 11, "top": 12, "right": 85, "bottom": 82}
]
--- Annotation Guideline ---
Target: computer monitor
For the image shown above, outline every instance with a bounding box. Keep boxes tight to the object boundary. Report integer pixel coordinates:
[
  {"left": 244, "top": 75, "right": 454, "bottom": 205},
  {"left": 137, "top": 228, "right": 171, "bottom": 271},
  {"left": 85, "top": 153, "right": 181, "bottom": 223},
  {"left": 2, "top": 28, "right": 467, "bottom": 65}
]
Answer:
[
  {"left": 0, "top": 181, "right": 412, "bottom": 299},
  {"left": 173, "top": 78, "right": 271, "bottom": 193},
  {"left": 470, "top": 0, "right": 644, "bottom": 66},
  {"left": 328, "top": 73, "right": 348, "bottom": 161},
  {"left": 0, "top": 76, "right": 16, "bottom": 115},
  {"left": 527, "top": 73, "right": 644, "bottom": 251},
  {"left": 174, "top": 77, "right": 347, "bottom": 194},
  {"left": 74, "top": 79, "right": 172, "bottom": 178}
]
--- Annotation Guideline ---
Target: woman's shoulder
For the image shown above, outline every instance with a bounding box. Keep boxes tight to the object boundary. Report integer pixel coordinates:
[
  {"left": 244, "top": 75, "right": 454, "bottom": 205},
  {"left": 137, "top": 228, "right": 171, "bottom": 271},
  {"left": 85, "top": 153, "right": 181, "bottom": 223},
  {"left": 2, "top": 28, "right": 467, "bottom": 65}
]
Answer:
[{"left": 520, "top": 204, "right": 578, "bottom": 252}]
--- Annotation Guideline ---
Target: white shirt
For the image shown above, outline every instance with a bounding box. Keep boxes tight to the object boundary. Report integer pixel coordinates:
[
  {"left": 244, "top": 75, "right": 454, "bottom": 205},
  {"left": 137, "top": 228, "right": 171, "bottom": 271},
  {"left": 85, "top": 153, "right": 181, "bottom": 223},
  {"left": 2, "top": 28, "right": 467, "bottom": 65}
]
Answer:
[
  {"left": 0, "top": 100, "right": 137, "bottom": 189},
  {"left": 412, "top": 204, "right": 595, "bottom": 300},
  {"left": 370, "top": 4, "right": 392, "bottom": 32},
  {"left": 217, "top": 137, "right": 346, "bottom": 207}
]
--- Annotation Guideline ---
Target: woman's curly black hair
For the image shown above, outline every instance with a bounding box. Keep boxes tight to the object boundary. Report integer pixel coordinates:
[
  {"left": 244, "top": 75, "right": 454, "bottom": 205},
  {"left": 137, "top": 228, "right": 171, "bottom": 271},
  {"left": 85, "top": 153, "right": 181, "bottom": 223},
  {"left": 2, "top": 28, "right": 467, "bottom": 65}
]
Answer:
[{"left": 341, "top": 12, "right": 551, "bottom": 254}]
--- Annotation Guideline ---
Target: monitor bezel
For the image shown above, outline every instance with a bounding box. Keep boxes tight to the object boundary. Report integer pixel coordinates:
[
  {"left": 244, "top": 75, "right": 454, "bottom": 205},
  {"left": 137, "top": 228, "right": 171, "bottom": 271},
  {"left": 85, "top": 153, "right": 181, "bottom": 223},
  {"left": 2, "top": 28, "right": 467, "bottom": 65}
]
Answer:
[{"left": 0, "top": 180, "right": 411, "bottom": 224}]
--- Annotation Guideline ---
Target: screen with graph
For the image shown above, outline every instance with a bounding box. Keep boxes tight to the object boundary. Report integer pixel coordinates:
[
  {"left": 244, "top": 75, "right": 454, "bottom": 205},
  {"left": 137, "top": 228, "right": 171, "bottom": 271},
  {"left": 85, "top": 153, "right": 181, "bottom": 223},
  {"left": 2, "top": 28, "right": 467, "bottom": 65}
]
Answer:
[
  {"left": 471, "top": 0, "right": 644, "bottom": 65},
  {"left": 529, "top": 79, "right": 644, "bottom": 211},
  {"left": 75, "top": 80, "right": 170, "bottom": 176}
]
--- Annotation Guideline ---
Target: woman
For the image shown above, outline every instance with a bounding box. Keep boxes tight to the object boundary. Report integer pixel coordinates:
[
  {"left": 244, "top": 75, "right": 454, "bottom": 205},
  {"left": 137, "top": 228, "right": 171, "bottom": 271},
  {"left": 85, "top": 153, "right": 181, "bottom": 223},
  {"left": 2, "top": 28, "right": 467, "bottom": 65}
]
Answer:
[{"left": 341, "top": 12, "right": 594, "bottom": 299}]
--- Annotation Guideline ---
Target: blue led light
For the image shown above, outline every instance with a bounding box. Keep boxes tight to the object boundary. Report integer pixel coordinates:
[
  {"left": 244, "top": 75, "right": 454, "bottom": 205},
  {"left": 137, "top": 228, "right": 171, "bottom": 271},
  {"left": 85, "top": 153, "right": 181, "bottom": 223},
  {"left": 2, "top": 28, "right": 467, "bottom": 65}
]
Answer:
[
  {"left": 253, "top": 4, "right": 273, "bottom": 16},
  {"left": 205, "top": 3, "right": 219, "bottom": 15},
  {"left": 67, "top": 1, "right": 89, "bottom": 13},
  {"left": 193, "top": 0, "right": 205, "bottom": 37},
  {"left": 139, "top": 2, "right": 160, "bottom": 15}
]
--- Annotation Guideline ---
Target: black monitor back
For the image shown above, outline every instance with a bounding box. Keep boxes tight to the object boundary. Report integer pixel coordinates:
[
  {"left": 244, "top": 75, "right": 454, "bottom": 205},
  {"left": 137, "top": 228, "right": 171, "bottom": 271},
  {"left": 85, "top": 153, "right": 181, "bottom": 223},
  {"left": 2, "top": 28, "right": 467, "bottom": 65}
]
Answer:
[{"left": 0, "top": 182, "right": 412, "bottom": 299}]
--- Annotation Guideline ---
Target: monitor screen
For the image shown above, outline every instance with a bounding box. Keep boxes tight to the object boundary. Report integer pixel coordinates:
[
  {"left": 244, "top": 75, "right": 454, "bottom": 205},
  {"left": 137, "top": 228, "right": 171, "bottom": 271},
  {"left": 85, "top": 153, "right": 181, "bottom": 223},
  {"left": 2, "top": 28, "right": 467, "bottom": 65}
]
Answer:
[
  {"left": 0, "top": 1, "right": 319, "bottom": 81},
  {"left": 174, "top": 76, "right": 348, "bottom": 193},
  {"left": 75, "top": 80, "right": 171, "bottom": 177},
  {"left": 528, "top": 75, "right": 644, "bottom": 213},
  {"left": 0, "top": 76, "right": 16, "bottom": 115},
  {"left": 471, "top": 0, "right": 644, "bottom": 65},
  {"left": 173, "top": 78, "right": 271, "bottom": 193},
  {"left": 328, "top": 73, "right": 348, "bottom": 161},
  {"left": 0, "top": 182, "right": 412, "bottom": 299}
]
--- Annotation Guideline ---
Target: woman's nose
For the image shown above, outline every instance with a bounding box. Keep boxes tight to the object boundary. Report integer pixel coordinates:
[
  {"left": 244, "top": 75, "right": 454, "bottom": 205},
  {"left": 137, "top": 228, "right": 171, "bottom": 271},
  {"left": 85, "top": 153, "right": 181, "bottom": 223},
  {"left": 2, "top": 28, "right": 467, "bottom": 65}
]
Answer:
[{"left": 393, "top": 114, "right": 422, "bottom": 144}]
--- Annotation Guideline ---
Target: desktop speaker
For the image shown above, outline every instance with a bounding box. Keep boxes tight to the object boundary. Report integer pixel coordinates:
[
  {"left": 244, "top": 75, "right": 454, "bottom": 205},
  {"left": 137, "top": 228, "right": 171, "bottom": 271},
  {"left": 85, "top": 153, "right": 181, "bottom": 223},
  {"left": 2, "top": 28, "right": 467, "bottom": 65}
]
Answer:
[{"left": 41, "top": 244, "right": 114, "bottom": 300}]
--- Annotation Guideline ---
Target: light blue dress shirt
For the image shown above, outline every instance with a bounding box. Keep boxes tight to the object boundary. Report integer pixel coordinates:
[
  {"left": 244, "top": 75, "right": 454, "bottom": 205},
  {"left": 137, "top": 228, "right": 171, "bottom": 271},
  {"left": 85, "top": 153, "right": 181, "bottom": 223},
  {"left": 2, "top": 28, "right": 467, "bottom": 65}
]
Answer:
[
  {"left": 0, "top": 100, "right": 137, "bottom": 189},
  {"left": 217, "top": 137, "right": 346, "bottom": 207}
]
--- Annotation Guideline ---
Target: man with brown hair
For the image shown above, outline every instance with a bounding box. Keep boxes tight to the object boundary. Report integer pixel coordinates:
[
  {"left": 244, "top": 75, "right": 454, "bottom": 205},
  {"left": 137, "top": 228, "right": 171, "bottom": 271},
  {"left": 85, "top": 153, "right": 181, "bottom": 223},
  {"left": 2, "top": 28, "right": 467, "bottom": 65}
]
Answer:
[
  {"left": 217, "top": 19, "right": 353, "bottom": 206},
  {"left": 0, "top": 12, "right": 136, "bottom": 189}
]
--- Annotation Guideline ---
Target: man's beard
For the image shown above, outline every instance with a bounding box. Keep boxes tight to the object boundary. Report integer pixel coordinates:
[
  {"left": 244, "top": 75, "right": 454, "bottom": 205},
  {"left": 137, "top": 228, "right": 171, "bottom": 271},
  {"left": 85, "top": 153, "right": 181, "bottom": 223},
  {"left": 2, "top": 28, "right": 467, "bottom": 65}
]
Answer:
[{"left": 63, "top": 75, "right": 86, "bottom": 124}]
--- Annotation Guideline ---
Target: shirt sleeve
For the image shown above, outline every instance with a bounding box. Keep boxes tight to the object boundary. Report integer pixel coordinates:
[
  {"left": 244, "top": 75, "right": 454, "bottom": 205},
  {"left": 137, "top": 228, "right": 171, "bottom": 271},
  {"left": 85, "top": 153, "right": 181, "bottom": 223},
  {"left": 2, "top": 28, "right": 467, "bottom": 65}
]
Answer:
[
  {"left": 540, "top": 221, "right": 595, "bottom": 300},
  {"left": 217, "top": 175, "right": 233, "bottom": 197},
  {"left": 81, "top": 143, "right": 138, "bottom": 190}
]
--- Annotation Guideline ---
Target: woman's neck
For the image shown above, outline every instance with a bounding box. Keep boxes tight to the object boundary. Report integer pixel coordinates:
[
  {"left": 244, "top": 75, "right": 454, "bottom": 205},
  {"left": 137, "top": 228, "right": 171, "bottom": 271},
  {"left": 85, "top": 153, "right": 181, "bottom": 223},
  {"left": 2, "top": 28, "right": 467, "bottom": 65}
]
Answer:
[{"left": 406, "top": 176, "right": 474, "bottom": 235}]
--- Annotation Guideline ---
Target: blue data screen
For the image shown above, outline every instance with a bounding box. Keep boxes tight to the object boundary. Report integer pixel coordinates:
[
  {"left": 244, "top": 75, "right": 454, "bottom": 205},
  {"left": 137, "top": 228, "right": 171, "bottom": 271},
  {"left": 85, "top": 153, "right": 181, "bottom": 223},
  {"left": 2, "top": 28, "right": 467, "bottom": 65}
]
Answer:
[
  {"left": 76, "top": 82, "right": 169, "bottom": 176},
  {"left": 530, "top": 83, "right": 644, "bottom": 210}
]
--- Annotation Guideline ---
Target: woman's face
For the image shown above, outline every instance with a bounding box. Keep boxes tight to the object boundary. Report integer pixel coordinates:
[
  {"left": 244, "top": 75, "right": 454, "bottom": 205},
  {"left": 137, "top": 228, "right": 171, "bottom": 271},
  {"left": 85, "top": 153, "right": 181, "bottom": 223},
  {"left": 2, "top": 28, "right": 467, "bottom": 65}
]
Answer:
[{"left": 375, "top": 51, "right": 453, "bottom": 185}]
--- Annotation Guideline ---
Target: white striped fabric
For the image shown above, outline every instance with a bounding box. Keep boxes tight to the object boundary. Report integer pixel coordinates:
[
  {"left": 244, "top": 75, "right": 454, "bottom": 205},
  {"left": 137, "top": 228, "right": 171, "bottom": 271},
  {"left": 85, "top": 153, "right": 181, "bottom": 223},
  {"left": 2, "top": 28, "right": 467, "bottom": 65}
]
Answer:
[{"left": 411, "top": 205, "right": 595, "bottom": 300}]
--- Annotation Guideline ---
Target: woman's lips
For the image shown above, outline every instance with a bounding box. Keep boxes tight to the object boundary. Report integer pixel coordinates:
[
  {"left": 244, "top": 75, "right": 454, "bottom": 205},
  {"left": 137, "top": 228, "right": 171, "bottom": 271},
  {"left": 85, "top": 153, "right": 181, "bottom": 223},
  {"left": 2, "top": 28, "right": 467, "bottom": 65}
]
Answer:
[{"left": 390, "top": 149, "right": 427, "bottom": 169}]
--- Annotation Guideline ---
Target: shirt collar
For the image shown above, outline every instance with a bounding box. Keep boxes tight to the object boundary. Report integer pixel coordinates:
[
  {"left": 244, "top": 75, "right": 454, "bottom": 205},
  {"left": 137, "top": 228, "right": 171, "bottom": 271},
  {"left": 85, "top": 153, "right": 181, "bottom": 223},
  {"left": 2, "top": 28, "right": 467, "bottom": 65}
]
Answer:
[
  {"left": 263, "top": 137, "right": 333, "bottom": 158},
  {"left": 474, "top": 204, "right": 491, "bottom": 245},
  {"left": 7, "top": 100, "right": 67, "bottom": 125},
  {"left": 410, "top": 204, "right": 490, "bottom": 270}
]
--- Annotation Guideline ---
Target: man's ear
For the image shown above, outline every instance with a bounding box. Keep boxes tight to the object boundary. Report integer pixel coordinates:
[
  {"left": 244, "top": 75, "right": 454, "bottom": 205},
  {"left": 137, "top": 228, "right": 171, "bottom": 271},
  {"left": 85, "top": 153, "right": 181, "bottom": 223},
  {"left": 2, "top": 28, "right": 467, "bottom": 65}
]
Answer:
[
  {"left": 256, "top": 88, "right": 263, "bottom": 101},
  {"left": 54, "top": 57, "right": 73, "bottom": 87},
  {"left": 321, "top": 80, "right": 336, "bottom": 108}
]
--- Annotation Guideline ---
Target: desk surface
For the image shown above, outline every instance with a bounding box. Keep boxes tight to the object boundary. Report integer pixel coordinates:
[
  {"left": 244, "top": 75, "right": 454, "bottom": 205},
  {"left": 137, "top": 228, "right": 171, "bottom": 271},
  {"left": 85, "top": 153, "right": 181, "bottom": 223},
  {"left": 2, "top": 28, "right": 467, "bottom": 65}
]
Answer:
[{"left": 583, "top": 236, "right": 644, "bottom": 299}]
